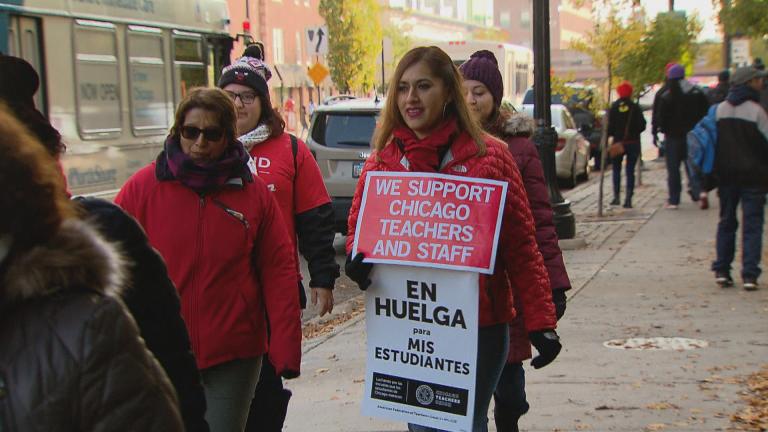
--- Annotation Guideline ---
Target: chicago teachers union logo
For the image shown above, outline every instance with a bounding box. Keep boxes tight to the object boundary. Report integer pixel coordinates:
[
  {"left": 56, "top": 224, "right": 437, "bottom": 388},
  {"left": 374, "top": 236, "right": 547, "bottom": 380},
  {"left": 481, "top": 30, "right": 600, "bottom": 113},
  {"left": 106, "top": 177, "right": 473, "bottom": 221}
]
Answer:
[{"left": 415, "top": 384, "right": 435, "bottom": 405}]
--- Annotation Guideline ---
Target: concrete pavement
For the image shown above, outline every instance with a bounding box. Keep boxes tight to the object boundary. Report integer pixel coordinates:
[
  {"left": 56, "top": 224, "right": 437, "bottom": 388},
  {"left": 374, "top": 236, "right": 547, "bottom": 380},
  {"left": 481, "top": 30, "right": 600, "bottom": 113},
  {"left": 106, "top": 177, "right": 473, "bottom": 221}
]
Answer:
[{"left": 285, "top": 162, "right": 768, "bottom": 431}]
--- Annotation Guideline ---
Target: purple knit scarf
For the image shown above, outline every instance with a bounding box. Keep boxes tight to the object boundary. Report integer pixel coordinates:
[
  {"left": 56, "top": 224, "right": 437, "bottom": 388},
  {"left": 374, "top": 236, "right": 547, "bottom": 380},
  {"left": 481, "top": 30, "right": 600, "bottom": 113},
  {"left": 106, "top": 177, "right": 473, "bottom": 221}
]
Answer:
[{"left": 158, "top": 135, "right": 252, "bottom": 191}]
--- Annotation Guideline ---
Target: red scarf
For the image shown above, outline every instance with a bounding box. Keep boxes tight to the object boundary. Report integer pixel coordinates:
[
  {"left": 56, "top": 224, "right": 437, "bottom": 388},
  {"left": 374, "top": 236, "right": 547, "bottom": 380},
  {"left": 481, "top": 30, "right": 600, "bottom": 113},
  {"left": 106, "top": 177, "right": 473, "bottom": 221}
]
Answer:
[{"left": 392, "top": 118, "right": 458, "bottom": 172}]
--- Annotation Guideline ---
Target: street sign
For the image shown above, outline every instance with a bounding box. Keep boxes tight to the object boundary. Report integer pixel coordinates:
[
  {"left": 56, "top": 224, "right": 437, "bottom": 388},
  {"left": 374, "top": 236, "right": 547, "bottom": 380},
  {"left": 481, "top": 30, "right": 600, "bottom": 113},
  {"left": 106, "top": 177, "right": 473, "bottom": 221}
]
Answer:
[
  {"left": 308, "top": 62, "right": 330, "bottom": 86},
  {"left": 731, "top": 38, "right": 751, "bottom": 67},
  {"left": 306, "top": 25, "right": 329, "bottom": 56}
]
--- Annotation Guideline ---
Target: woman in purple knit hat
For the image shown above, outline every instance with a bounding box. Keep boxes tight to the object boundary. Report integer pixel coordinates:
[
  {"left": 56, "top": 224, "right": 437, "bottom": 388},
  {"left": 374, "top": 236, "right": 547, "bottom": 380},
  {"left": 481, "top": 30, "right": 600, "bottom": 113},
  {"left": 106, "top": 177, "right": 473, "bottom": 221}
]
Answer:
[{"left": 460, "top": 50, "right": 571, "bottom": 432}]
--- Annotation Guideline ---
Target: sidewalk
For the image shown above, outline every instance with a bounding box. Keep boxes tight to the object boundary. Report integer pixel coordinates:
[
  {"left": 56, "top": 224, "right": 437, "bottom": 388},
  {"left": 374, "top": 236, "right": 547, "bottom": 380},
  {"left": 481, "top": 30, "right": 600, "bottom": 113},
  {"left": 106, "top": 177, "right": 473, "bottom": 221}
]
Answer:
[{"left": 285, "top": 164, "right": 768, "bottom": 431}]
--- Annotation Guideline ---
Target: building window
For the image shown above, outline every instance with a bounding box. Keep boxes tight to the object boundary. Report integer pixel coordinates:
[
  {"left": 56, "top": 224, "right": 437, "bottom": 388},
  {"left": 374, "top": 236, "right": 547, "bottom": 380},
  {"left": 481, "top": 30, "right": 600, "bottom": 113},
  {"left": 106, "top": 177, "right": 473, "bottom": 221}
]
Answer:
[
  {"left": 296, "top": 31, "right": 302, "bottom": 64},
  {"left": 520, "top": 10, "right": 531, "bottom": 28},
  {"left": 73, "top": 20, "right": 121, "bottom": 138},
  {"left": 499, "top": 11, "right": 511, "bottom": 27},
  {"left": 273, "top": 28, "right": 285, "bottom": 64}
]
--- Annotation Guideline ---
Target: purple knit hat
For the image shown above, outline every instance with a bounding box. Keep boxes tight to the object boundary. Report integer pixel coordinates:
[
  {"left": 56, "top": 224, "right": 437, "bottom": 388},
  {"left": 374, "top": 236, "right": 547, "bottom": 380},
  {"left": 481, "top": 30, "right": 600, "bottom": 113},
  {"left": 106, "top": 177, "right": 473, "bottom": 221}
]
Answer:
[
  {"left": 667, "top": 63, "right": 685, "bottom": 80},
  {"left": 459, "top": 50, "right": 503, "bottom": 108}
]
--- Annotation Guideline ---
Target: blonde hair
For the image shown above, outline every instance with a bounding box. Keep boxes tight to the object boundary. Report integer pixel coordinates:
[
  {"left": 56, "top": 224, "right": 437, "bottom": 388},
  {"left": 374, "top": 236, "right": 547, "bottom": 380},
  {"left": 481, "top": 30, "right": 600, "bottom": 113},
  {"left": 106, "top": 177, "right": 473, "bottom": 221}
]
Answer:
[{"left": 373, "top": 46, "right": 486, "bottom": 155}]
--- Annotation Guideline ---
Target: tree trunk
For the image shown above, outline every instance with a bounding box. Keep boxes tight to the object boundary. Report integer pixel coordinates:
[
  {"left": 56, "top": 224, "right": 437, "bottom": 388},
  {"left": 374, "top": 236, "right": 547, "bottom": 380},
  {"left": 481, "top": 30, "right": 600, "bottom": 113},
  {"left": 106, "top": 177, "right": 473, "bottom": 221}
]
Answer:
[{"left": 597, "top": 64, "right": 612, "bottom": 218}]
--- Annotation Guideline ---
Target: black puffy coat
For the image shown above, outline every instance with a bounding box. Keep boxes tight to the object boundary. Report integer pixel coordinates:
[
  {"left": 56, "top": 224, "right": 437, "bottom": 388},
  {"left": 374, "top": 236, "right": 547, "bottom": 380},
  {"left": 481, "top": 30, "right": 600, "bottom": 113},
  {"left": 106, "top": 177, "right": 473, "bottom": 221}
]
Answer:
[
  {"left": 653, "top": 79, "right": 710, "bottom": 138},
  {"left": 0, "top": 219, "right": 183, "bottom": 431},
  {"left": 75, "top": 197, "right": 209, "bottom": 432}
]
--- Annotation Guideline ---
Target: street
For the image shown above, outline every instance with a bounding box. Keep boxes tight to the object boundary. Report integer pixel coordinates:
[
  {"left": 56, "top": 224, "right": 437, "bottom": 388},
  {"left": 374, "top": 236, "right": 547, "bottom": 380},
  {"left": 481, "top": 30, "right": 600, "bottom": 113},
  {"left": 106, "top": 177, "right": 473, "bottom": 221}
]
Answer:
[{"left": 290, "top": 160, "right": 768, "bottom": 431}]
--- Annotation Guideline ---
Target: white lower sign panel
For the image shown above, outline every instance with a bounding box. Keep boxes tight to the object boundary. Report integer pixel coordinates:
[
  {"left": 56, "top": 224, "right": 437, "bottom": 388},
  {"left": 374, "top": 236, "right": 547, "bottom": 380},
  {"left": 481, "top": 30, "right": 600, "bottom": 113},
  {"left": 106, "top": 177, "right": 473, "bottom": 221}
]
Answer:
[{"left": 362, "top": 264, "right": 479, "bottom": 432}]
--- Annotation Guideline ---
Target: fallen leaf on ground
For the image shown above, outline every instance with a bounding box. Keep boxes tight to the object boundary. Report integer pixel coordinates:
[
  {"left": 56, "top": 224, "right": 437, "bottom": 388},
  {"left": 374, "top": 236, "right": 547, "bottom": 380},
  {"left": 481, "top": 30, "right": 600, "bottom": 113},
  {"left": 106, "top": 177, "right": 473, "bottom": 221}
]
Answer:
[
  {"left": 645, "top": 423, "right": 666, "bottom": 431},
  {"left": 730, "top": 364, "right": 768, "bottom": 431},
  {"left": 647, "top": 402, "right": 680, "bottom": 410}
]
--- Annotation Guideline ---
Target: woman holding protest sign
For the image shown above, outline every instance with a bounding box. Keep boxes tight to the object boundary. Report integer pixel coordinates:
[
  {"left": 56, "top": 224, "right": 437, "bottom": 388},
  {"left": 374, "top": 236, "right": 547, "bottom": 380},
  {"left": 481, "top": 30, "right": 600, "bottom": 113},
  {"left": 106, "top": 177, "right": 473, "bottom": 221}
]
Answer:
[
  {"left": 460, "top": 50, "right": 571, "bottom": 432},
  {"left": 345, "top": 46, "right": 561, "bottom": 432}
]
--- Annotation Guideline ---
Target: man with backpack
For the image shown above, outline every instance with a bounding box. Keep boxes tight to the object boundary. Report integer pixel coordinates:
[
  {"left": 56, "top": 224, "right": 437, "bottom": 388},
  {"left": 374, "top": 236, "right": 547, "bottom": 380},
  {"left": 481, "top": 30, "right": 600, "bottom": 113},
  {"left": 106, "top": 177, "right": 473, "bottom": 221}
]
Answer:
[
  {"left": 711, "top": 65, "right": 768, "bottom": 291},
  {"left": 653, "top": 63, "right": 710, "bottom": 209}
]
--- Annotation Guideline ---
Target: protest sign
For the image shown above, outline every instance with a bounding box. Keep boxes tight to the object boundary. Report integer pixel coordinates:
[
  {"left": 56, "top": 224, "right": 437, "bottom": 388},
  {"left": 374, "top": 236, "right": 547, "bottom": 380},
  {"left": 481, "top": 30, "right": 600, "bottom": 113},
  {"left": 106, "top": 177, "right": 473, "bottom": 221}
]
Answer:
[
  {"left": 362, "top": 264, "right": 478, "bottom": 432},
  {"left": 352, "top": 172, "right": 507, "bottom": 274}
]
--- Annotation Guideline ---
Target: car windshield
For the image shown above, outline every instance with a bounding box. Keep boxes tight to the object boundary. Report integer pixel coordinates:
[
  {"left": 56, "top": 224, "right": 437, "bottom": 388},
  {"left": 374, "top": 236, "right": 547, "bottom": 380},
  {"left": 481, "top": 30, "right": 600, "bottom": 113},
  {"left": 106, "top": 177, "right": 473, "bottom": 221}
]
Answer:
[{"left": 311, "top": 112, "right": 378, "bottom": 148}]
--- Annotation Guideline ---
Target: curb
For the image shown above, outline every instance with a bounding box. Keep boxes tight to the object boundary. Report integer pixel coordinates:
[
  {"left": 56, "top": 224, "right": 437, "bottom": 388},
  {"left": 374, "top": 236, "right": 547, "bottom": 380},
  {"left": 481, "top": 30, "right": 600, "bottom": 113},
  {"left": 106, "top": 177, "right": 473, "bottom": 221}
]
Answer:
[{"left": 302, "top": 294, "right": 365, "bottom": 355}]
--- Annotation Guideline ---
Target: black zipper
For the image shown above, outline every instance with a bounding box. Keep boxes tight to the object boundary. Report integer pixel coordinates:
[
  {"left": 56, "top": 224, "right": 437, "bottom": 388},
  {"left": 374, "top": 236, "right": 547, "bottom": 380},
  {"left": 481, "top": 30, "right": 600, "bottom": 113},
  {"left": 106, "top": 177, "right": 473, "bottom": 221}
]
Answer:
[{"left": 212, "top": 198, "right": 250, "bottom": 230}]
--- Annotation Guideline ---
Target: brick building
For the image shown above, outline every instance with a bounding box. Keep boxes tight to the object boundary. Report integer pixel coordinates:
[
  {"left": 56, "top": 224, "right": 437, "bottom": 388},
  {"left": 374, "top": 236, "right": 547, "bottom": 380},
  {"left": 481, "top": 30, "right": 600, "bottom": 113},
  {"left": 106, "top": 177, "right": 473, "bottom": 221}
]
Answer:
[
  {"left": 494, "top": 0, "right": 603, "bottom": 80},
  {"left": 228, "top": 0, "right": 328, "bottom": 133}
]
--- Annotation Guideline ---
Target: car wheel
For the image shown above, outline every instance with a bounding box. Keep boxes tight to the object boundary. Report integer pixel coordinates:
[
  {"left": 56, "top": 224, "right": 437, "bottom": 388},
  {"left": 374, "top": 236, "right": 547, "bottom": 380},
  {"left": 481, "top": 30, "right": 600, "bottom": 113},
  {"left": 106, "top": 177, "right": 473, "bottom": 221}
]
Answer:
[
  {"left": 577, "top": 151, "right": 590, "bottom": 181},
  {"left": 562, "top": 156, "right": 577, "bottom": 189}
]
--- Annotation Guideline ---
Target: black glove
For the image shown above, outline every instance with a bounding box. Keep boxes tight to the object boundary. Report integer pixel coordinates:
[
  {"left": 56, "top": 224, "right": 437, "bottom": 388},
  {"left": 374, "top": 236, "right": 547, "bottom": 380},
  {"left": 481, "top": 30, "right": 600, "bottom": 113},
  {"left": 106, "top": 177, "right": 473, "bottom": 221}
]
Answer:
[
  {"left": 552, "top": 289, "right": 567, "bottom": 320},
  {"left": 529, "top": 329, "right": 562, "bottom": 369},
  {"left": 345, "top": 253, "right": 373, "bottom": 291}
]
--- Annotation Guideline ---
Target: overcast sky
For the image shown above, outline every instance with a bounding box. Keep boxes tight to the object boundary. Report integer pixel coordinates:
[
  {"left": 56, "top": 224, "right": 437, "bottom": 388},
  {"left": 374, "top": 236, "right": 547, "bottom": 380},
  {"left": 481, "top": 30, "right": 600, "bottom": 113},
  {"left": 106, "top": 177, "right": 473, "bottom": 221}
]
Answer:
[{"left": 640, "top": 0, "right": 721, "bottom": 41}]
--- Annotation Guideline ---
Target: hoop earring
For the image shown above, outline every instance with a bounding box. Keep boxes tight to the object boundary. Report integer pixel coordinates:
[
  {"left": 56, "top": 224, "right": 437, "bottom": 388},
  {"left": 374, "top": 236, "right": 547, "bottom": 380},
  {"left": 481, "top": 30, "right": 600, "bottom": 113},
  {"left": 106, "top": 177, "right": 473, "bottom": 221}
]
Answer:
[{"left": 442, "top": 102, "right": 448, "bottom": 118}]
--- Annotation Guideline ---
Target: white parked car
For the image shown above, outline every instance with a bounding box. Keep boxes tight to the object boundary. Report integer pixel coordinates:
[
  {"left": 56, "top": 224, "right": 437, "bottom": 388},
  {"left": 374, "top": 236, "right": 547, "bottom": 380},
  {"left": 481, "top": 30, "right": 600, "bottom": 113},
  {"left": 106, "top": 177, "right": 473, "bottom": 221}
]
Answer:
[{"left": 521, "top": 104, "right": 590, "bottom": 188}]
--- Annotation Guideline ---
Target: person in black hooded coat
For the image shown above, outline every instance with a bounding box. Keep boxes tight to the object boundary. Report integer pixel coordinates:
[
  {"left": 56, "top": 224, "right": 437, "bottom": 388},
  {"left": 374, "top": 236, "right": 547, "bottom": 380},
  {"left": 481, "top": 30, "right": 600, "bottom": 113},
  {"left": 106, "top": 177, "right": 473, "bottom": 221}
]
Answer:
[{"left": 0, "top": 53, "right": 210, "bottom": 432}]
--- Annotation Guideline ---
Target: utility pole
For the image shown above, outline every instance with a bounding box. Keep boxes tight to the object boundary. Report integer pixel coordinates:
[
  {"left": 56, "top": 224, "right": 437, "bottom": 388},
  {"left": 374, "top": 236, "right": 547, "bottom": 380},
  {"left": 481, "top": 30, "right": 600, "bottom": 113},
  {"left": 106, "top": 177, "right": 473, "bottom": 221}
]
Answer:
[
  {"left": 668, "top": 0, "right": 674, "bottom": 11},
  {"left": 532, "top": 0, "right": 575, "bottom": 239}
]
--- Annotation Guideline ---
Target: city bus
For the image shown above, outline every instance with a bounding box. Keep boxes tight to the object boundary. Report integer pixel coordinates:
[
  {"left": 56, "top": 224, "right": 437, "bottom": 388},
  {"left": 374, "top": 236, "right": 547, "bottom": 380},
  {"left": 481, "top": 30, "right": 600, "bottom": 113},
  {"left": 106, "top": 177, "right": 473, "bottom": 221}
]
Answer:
[
  {"left": 1, "top": 0, "right": 233, "bottom": 197},
  {"left": 435, "top": 40, "right": 533, "bottom": 106}
]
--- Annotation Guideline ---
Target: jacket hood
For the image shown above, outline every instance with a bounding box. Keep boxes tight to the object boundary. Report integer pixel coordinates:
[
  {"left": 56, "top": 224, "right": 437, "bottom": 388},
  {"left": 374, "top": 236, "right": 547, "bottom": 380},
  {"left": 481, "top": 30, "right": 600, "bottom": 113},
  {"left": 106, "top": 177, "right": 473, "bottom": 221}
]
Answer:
[
  {"left": 1, "top": 219, "right": 125, "bottom": 305},
  {"left": 504, "top": 113, "right": 535, "bottom": 138}
]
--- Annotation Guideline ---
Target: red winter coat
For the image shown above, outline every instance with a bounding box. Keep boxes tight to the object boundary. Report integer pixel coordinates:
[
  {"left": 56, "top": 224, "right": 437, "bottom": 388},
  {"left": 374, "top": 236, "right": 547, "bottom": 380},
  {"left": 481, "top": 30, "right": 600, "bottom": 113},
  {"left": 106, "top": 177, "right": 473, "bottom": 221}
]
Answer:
[
  {"left": 503, "top": 131, "right": 571, "bottom": 362},
  {"left": 346, "top": 131, "right": 557, "bottom": 330},
  {"left": 115, "top": 162, "right": 301, "bottom": 376}
]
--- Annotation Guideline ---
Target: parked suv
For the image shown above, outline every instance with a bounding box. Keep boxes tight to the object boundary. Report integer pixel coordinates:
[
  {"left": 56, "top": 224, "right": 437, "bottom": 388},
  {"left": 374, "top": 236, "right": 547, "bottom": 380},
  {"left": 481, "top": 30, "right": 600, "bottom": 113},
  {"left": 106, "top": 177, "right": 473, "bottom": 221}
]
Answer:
[{"left": 305, "top": 98, "right": 383, "bottom": 234}]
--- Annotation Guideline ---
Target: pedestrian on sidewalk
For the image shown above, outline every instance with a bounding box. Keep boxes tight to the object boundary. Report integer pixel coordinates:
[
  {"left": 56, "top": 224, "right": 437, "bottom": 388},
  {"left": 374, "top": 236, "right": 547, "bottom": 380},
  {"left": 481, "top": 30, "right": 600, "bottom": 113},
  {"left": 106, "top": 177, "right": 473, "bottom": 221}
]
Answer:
[
  {"left": 711, "top": 65, "right": 768, "bottom": 291},
  {"left": 115, "top": 88, "right": 302, "bottom": 431},
  {"left": 219, "top": 48, "right": 339, "bottom": 432},
  {"left": 460, "top": 50, "right": 571, "bottom": 432},
  {"left": 753, "top": 58, "right": 768, "bottom": 112},
  {"left": 651, "top": 62, "right": 676, "bottom": 160},
  {"left": 708, "top": 70, "right": 730, "bottom": 105},
  {"left": 0, "top": 54, "right": 210, "bottom": 432},
  {"left": 345, "top": 46, "right": 562, "bottom": 432},
  {"left": 0, "top": 105, "right": 184, "bottom": 431},
  {"left": 607, "top": 81, "right": 646, "bottom": 209},
  {"left": 652, "top": 63, "right": 710, "bottom": 209}
]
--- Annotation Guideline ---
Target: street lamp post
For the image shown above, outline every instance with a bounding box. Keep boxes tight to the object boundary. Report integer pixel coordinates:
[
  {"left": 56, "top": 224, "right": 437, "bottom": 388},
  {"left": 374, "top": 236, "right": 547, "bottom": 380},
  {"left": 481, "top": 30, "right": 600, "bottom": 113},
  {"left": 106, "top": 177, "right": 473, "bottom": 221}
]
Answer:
[{"left": 532, "top": 0, "right": 575, "bottom": 239}]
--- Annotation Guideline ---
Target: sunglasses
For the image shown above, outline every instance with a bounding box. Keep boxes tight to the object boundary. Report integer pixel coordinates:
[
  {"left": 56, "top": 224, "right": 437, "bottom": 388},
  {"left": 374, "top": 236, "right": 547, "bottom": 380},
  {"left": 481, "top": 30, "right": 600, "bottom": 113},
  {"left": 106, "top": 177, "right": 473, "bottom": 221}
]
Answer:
[
  {"left": 180, "top": 126, "right": 225, "bottom": 141},
  {"left": 225, "top": 91, "right": 258, "bottom": 105}
]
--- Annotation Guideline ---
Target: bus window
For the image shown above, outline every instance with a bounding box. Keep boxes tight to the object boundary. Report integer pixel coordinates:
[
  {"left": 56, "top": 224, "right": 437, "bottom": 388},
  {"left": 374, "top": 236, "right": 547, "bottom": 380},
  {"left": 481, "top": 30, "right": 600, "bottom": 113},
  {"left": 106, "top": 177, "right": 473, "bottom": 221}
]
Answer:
[
  {"left": 173, "top": 31, "right": 206, "bottom": 102},
  {"left": 7, "top": 16, "right": 47, "bottom": 115},
  {"left": 127, "top": 26, "right": 169, "bottom": 134},
  {"left": 74, "top": 20, "right": 121, "bottom": 138}
]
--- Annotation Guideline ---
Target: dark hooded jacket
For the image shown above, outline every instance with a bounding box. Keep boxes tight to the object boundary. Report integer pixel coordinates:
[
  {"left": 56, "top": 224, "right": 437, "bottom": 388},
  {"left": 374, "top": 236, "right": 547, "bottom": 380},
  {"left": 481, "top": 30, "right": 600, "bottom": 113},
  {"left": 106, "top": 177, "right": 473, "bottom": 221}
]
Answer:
[
  {"left": 0, "top": 219, "right": 183, "bottom": 431},
  {"left": 493, "top": 113, "right": 571, "bottom": 363},
  {"left": 714, "top": 85, "right": 768, "bottom": 191},
  {"left": 74, "top": 197, "right": 209, "bottom": 432}
]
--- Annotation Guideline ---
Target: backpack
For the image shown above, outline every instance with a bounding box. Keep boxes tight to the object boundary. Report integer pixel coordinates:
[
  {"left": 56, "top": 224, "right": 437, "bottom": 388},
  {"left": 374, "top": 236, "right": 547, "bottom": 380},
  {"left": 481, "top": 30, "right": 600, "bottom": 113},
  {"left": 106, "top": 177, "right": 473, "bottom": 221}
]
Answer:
[{"left": 687, "top": 104, "right": 718, "bottom": 190}]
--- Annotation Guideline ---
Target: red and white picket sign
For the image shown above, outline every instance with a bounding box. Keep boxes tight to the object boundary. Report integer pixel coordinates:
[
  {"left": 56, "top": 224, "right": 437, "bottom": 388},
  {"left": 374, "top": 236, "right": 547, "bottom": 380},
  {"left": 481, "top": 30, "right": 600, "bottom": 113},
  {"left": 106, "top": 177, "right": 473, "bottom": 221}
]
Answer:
[{"left": 352, "top": 172, "right": 507, "bottom": 274}]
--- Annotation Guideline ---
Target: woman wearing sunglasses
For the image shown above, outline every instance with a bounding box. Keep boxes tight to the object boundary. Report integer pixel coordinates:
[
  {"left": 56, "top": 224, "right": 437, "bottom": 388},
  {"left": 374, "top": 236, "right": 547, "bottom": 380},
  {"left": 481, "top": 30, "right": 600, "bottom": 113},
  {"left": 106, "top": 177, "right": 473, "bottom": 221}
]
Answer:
[
  {"left": 460, "top": 50, "right": 570, "bottom": 432},
  {"left": 218, "top": 49, "right": 339, "bottom": 432},
  {"left": 345, "top": 46, "right": 562, "bottom": 432},
  {"left": 115, "top": 87, "right": 302, "bottom": 432}
]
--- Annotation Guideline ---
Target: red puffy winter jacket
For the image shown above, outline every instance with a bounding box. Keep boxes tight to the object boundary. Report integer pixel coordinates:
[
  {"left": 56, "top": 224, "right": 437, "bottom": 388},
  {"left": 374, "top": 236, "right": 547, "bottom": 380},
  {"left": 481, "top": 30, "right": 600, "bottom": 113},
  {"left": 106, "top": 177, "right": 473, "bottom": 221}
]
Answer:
[
  {"left": 346, "top": 131, "right": 557, "bottom": 330},
  {"left": 503, "top": 133, "right": 571, "bottom": 362},
  {"left": 115, "top": 163, "right": 301, "bottom": 376}
]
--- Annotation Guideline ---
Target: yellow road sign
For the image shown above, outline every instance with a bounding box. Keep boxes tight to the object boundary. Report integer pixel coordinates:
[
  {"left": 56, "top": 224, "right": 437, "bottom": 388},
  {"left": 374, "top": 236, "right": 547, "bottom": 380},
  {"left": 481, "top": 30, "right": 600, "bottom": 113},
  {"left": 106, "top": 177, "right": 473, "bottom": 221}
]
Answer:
[{"left": 308, "top": 62, "right": 330, "bottom": 86}]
